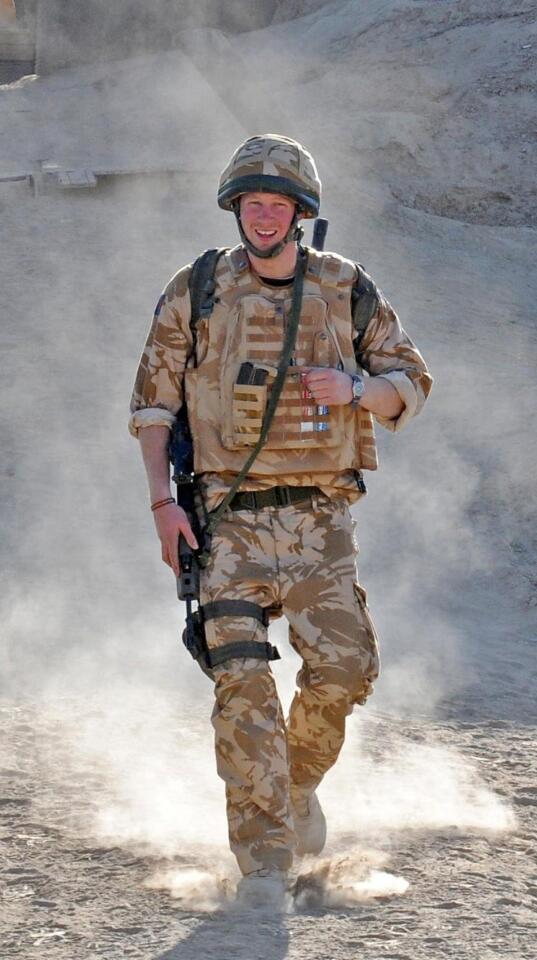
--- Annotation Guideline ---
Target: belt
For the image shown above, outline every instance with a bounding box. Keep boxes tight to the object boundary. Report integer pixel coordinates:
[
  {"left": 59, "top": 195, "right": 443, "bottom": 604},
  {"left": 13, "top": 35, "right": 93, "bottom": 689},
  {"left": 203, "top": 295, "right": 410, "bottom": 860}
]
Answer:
[{"left": 228, "top": 485, "right": 322, "bottom": 511}]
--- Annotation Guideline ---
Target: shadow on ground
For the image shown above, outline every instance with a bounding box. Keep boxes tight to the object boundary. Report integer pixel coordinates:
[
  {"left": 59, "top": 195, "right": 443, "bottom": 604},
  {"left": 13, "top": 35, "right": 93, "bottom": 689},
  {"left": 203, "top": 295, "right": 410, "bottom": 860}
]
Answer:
[{"left": 154, "top": 908, "right": 290, "bottom": 960}]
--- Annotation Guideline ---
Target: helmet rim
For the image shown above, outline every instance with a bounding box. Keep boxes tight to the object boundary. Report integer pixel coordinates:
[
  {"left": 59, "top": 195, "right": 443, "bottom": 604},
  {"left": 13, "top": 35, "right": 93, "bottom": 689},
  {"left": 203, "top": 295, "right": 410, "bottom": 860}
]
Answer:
[{"left": 218, "top": 174, "right": 319, "bottom": 218}]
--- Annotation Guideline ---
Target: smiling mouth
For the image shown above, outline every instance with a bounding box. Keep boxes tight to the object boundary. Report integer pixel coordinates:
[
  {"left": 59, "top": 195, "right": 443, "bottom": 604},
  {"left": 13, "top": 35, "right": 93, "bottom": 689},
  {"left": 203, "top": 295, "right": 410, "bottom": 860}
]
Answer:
[{"left": 254, "top": 228, "right": 278, "bottom": 240}]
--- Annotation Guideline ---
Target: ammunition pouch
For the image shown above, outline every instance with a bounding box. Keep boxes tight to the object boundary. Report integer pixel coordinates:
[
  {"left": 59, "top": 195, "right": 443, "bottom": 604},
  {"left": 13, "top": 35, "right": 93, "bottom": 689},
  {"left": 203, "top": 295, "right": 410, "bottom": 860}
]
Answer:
[
  {"left": 182, "top": 598, "right": 280, "bottom": 674},
  {"left": 220, "top": 293, "right": 346, "bottom": 454}
]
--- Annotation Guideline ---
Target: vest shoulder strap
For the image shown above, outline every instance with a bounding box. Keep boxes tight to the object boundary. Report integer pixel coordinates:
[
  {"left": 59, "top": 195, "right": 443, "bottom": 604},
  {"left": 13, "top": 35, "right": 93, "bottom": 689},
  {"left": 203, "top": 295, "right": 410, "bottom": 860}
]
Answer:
[
  {"left": 305, "top": 247, "right": 356, "bottom": 286},
  {"left": 228, "top": 245, "right": 250, "bottom": 278}
]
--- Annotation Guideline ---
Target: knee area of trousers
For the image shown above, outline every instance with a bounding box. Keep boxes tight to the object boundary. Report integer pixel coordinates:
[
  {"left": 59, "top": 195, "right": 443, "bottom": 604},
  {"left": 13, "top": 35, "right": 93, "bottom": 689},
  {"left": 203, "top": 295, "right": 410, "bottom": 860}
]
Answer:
[
  {"left": 306, "top": 662, "right": 373, "bottom": 707},
  {"left": 341, "top": 663, "right": 377, "bottom": 705},
  {"left": 213, "top": 657, "right": 274, "bottom": 703}
]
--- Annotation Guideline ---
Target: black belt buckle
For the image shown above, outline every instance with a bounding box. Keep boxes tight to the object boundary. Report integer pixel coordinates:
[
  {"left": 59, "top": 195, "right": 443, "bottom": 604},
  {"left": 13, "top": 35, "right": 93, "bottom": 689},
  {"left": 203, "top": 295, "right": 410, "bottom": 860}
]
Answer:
[{"left": 274, "top": 485, "right": 292, "bottom": 507}]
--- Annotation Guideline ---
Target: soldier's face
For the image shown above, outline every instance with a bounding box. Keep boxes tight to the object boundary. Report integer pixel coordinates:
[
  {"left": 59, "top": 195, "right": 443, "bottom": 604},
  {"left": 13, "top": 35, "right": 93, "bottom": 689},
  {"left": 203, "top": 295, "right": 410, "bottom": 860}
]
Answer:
[{"left": 239, "top": 192, "right": 296, "bottom": 250}]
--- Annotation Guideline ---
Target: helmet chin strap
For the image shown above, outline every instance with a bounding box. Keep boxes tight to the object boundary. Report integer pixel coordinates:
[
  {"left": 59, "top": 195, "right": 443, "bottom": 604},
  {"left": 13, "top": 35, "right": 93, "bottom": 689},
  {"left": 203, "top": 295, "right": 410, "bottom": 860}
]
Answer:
[{"left": 233, "top": 203, "right": 304, "bottom": 260}]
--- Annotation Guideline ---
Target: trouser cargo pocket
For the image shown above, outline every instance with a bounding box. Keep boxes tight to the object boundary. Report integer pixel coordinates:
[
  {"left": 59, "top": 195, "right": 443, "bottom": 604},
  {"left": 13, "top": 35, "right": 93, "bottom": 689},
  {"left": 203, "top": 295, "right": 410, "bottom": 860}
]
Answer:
[{"left": 352, "top": 581, "right": 381, "bottom": 699}]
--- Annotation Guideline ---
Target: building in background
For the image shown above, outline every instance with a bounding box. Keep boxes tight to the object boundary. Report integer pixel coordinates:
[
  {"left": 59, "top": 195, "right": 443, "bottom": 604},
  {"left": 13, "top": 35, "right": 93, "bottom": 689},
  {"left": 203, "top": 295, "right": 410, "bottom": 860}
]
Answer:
[
  {"left": 34, "top": 0, "right": 276, "bottom": 74},
  {"left": 0, "top": 1, "right": 17, "bottom": 23},
  {"left": 1, "top": 1, "right": 279, "bottom": 83},
  {"left": 0, "top": 1, "right": 36, "bottom": 83}
]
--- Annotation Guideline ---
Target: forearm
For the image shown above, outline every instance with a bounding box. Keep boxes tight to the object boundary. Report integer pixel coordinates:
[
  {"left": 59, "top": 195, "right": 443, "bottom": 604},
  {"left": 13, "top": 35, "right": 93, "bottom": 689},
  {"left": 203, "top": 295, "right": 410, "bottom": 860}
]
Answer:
[
  {"left": 304, "top": 367, "right": 405, "bottom": 419},
  {"left": 138, "top": 425, "right": 173, "bottom": 503},
  {"left": 359, "top": 376, "right": 404, "bottom": 419}
]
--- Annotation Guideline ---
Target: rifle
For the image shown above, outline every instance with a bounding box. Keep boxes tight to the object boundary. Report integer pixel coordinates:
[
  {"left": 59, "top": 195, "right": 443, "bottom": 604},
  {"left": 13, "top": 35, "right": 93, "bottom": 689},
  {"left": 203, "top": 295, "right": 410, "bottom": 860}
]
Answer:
[{"left": 168, "top": 407, "right": 208, "bottom": 669}]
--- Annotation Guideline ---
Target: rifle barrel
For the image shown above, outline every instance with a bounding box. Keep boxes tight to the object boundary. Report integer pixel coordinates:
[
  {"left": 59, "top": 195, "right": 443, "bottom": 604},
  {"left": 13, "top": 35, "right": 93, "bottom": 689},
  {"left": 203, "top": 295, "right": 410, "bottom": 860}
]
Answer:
[{"left": 312, "top": 218, "right": 329, "bottom": 252}]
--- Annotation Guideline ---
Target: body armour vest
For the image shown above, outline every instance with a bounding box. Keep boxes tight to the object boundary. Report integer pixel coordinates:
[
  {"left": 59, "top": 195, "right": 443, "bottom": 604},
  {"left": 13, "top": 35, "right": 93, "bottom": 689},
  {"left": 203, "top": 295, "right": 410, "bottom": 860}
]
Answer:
[{"left": 183, "top": 245, "right": 378, "bottom": 477}]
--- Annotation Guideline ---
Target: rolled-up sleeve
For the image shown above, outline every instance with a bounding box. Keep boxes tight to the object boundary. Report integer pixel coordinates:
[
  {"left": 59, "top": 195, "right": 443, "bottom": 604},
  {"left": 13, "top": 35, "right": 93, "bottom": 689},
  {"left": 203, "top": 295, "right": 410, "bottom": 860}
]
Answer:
[
  {"left": 355, "top": 292, "right": 433, "bottom": 432},
  {"left": 128, "top": 266, "right": 193, "bottom": 438}
]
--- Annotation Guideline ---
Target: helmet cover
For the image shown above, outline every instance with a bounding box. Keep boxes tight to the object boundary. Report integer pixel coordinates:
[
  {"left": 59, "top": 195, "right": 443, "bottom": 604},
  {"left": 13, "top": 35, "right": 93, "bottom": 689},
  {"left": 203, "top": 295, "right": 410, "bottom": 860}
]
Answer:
[{"left": 218, "top": 134, "right": 321, "bottom": 218}]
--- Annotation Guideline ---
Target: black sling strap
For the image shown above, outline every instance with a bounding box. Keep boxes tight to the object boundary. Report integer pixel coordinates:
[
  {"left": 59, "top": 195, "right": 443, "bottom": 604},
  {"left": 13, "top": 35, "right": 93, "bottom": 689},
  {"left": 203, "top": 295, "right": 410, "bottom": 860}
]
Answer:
[
  {"left": 203, "top": 246, "right": 308, "bottom": 541},
  {"left": 185, "top": 247, "right": 375, "bottom": 540}
]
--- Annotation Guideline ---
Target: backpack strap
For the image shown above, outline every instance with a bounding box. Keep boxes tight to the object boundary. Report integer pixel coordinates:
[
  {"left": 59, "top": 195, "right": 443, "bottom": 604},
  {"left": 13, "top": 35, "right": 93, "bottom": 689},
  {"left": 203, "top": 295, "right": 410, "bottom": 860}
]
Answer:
[
  {"left": 352, "top": 262, "right": 380, "bottom": 352},
  {"left": 188, "top": 247, "right": 229, "bottom": 366}
]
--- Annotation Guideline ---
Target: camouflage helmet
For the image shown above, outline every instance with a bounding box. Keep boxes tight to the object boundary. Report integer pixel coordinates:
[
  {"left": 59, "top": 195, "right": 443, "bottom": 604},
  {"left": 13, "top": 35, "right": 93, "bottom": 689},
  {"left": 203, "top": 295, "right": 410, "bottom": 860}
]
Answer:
[{"left": 218, "top": 134, "right": 321, "bottom": 218}]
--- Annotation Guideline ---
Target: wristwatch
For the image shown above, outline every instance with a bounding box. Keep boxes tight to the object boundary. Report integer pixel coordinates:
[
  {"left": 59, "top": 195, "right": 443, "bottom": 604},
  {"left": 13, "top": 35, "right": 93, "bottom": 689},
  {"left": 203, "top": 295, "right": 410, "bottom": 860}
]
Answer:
[{"left": 349, "top": 373, "right": 365, "bottom": 407}]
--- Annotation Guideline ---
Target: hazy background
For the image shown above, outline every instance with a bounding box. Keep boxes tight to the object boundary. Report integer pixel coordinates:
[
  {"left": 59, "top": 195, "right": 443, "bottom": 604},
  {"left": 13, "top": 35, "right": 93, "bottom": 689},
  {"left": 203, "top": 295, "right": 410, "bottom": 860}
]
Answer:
[
  {"left": 2, "top": 0, "right": 535, "bottom": 709},
  {"left": 1, "top": 1, "right": 536, "bottom": 943}
]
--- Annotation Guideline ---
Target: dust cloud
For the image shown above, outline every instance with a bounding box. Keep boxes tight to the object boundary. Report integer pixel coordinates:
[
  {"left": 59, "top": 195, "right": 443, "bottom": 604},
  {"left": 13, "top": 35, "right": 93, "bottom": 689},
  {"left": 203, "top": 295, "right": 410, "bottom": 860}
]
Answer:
[
  {"left": 145, "top": 856, "right": 411, "bottom": 913},
  {"left": 21, "top": 686, "right": 515, "bottom": 916},
  {"left": 1, "top": 2, "right": 536, "bottom": 951},
  {"left": 145, "top": 866, "right": 234, "bottom": 914}
]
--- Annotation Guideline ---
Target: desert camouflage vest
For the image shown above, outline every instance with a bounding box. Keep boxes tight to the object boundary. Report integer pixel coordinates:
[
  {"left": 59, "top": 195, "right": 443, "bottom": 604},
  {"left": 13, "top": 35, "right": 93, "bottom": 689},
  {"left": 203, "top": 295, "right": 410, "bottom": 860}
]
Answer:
[{"left": 184, "top": 245, "right": 378, "bottom": 476}]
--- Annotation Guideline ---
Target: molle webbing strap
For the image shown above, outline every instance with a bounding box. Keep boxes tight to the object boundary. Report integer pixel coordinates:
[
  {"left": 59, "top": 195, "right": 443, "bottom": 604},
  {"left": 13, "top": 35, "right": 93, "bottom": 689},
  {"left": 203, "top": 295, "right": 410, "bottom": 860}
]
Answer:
[{"left": 203, "top": 246, "right": 308, "bottom": 544}]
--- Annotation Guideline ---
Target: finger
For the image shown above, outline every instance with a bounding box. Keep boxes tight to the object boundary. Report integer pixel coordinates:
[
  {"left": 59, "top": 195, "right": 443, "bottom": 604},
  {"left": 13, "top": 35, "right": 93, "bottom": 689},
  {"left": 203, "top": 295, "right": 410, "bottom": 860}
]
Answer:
[
  {"left": 179, "top": 522, "right": 199, "bottom": 551},
  {"left": 161, "top": 544, "right": 172, "bottom": 568},
  {"left": 308, "top": 380, "right": 330, "bottom": 390},
  {"left": 165, "top": 538, "right": 180, "bottom": 577}
]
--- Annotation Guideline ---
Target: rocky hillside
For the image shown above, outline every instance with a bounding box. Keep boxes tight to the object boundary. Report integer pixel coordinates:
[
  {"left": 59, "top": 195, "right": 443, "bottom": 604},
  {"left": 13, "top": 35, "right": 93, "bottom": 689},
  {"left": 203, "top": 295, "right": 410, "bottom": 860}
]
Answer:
[{"left": 229, "top": 0, "right": 537, "bottom": 226}]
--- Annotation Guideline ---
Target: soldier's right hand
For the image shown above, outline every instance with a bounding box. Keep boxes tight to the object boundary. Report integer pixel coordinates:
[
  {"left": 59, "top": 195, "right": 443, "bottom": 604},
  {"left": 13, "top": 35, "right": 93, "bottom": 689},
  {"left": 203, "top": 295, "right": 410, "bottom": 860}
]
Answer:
[{"left": 153, "top": 503, "right": 199, "bottom": 577}]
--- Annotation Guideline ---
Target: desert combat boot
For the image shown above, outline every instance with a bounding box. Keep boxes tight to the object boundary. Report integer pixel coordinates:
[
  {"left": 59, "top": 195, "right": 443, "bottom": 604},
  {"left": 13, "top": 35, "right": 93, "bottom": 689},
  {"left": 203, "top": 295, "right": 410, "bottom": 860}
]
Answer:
[
  {"left": 291, "top": 791, "right": 327, "bottom": 857},
  {"left": 235, "top": 869, "right": 290, "bottom": 911}
]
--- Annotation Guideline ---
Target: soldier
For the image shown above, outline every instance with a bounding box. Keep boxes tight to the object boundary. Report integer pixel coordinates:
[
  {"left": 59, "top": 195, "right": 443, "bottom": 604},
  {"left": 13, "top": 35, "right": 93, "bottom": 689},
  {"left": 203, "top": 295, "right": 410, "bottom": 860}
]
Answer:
[{"left": 129, "top": 134, "right": 432, "bottom": 908}]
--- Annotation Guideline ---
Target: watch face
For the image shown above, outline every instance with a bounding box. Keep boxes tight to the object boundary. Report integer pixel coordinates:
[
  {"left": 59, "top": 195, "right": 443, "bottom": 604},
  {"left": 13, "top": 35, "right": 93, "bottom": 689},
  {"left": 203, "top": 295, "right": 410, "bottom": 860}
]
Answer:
[{"left": 352, "top": 376, "right": 364, "bottom": 399}]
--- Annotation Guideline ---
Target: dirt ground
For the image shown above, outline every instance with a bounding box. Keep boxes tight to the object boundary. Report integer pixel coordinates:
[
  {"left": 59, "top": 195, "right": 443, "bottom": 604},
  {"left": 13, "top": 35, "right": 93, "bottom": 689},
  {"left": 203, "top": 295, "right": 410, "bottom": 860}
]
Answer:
[{"left": 1, "top": 695, "right": 536, "bottom": 959}]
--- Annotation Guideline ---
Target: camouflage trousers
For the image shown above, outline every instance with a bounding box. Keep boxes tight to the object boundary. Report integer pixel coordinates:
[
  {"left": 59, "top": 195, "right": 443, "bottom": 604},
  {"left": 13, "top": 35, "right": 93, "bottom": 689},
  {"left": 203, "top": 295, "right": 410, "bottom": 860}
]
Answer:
[{"left": 200, "top": 494, "right": 380, "bottom": 876}]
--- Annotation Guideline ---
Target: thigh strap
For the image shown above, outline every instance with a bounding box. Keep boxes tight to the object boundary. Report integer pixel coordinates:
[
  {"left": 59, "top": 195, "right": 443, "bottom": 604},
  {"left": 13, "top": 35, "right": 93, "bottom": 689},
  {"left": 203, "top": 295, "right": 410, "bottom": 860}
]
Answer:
[{"left": 201, "top": 599, "right": 280, "bottom": 668}]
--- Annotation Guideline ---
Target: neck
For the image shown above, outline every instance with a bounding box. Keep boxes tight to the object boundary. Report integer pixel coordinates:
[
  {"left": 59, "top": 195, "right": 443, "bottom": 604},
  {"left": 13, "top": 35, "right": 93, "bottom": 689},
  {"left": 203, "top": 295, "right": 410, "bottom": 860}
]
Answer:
[{"left": 247, "top": 241, "right": 298, "bottom": 279}]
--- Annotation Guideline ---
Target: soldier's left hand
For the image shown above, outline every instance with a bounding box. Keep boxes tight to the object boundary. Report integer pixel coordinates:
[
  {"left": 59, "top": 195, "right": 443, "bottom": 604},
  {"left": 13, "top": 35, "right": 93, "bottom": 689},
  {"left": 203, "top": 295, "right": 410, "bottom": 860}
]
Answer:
[{"left": 301, "top": 367, "right": 353, "bottom": 405}]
